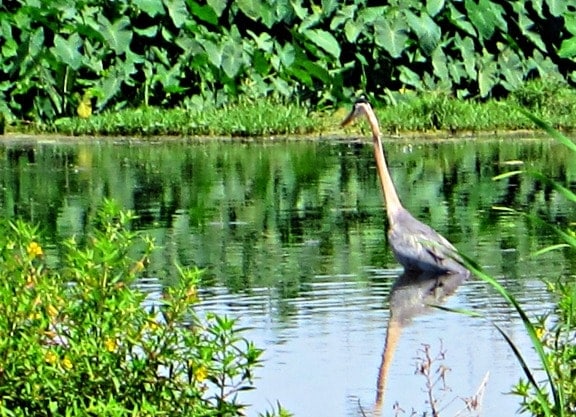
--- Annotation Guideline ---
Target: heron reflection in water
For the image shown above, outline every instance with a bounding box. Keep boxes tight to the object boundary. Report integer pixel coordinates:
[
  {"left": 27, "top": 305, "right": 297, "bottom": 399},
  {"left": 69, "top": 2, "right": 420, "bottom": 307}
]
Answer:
[
  {"left": 341, "top": 97, "right": 468, "bottom": 275},
  {"left": 373, "top": 269, "right": 469, "bottom": 414}
]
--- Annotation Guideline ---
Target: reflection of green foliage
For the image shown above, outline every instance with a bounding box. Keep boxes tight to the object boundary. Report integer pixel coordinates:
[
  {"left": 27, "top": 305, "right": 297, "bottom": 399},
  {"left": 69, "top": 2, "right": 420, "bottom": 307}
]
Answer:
[{"left": 1, "top": 138, "right": 574, "bottom": 306}]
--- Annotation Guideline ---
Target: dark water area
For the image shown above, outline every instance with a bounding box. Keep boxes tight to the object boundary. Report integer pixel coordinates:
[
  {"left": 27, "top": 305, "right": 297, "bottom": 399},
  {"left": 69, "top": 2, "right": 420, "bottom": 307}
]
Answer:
[{"left": 1, "top": 134, "right": 574, "bottom": 416}]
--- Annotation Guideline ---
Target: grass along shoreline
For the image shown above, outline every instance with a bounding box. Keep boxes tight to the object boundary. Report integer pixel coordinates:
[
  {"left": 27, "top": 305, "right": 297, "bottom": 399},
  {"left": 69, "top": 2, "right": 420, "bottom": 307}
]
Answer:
[{"left": 3, "top": 80, "right": 576, "bottom": 138}]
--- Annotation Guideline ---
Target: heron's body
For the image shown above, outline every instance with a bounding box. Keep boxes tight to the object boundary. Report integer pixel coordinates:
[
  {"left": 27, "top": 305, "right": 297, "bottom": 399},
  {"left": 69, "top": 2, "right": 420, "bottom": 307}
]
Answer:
[{"left": 342, "top": 98, "right": 468, "bottom": 275}]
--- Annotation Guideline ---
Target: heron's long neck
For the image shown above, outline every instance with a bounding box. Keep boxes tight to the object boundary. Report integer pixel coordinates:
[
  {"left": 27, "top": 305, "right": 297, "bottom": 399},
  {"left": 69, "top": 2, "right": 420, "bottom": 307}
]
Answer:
[{"left": 367, "top": 112, "right": 403, "bottom": 219}]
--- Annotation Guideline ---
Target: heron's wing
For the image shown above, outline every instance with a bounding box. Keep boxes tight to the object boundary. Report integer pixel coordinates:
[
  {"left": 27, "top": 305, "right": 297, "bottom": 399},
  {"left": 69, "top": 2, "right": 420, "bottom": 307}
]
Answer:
[{"left": 388, "top": 212, "right": 464, "bottom": 272}]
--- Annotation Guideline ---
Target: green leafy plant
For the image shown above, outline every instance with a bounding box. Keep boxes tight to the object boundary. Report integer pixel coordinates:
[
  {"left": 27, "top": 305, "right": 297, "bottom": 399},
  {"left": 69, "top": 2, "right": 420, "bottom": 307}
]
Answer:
[
  {"left": 1, "top": 0, "right": 576, "bottom": 122},
  {"left": 0, "top": 199, "right": 264, "bottom": 416}
]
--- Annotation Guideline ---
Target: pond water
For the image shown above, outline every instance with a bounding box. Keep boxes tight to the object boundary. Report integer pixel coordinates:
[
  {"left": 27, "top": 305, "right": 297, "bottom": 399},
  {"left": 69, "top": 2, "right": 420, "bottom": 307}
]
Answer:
[{"left": 1, "top": 134, "right": 575, "bottom": 416}]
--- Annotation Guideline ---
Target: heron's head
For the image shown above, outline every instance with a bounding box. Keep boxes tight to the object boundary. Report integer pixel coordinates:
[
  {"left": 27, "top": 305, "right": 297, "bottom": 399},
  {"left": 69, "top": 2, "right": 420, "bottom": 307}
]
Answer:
[{"left": 341, "top": 96, "right": 373, "bottom": 127}]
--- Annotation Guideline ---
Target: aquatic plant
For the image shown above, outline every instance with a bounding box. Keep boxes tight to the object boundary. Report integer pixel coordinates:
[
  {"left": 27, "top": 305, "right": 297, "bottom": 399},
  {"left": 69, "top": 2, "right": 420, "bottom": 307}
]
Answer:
[{"left": 460, "top": 109, "right": 576, "bottom": 417}]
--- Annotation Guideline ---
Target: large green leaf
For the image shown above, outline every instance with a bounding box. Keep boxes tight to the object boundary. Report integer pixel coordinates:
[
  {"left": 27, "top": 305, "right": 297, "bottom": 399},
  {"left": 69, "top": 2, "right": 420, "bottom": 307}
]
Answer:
[
  {"left": 189, "top": 1, "right": 218, "bottom": 25},
  {"left": 221, "top": 40, "right": 244, "bottom": 78},
  {"left": 374, "top": 15, "right": 409, "bottom": 59},
  {"left": 28, "top": 26, "right": 45, "bottom": 57},
  {"left": 237, "top": 0, "right": 261, "bottom": 21},
  {"left": 457, "top": 35, "right": 476, "bottom": 79},
  {"left": 330, "top": 4, "right": 357, "bottom": 30},
  {"left": 207, "top": 0, "right": 227, "bottom": 17},
  {"left": 498, "top": 47, "right": 523, "bottom": 91},
  {"left": 304, "top": 29, "right": 341, "bottom": 59},
  {"left": 477, "top": 57, "right": 498, "bottom": 97},
  {"left": 51, "top": 33, "right": 83, "bottom": 70},
  {"left": 465, "top": 0, "right": 507, "bottom": 40},
  {"left": 517, "top": 9, "right": 546, "bottom": 51},
  {"left": 558, "top": 37, "right": 576, "bottom": 58},
  {"left": 343, "top": 18, "right": 363, "bottom": 43},
  {"left": 547, "top": 0, "right": 568, "bottom": 17},
  {"left": 404, "top": 10, "right": 441, "bottom": 56},
  {"left": 133, "top": 0, "right": 165, "bottom": 17},
  {"left": 426, "top": 0, "right": 445, "bottom": 17},
  {"left": 98, "top": 15, "right": 133, "bottom": 55},
  {"left": 164, "top": 0, "right": 188, "bottom": 28},
  {"left": 447, "top": 3, "right": 476, "bottom": 36},
  {"left": 278, "top": 42, "right": 295, "bottom": 68},
  {"left": 321, "top": 0, "right": 338, "bottom": 16},
  {"left": 431, "top": 46, "right": 449, "bottom": 83},
  {"left": 203, "top": 40, "right": 221, "bottom": 67}
]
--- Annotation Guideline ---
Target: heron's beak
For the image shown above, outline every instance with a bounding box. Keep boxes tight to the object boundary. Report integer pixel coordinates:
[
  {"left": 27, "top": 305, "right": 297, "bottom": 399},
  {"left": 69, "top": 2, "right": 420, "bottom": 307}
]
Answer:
[{"left": 340, "top": 107, "right": 358, "bottom": 127}]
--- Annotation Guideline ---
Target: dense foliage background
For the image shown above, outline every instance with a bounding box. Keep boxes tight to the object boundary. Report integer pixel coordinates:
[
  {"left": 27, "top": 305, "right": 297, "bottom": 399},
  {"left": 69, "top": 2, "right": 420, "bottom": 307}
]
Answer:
[{"left": 1, "top": 0, "right": 575, "bottom": 121}]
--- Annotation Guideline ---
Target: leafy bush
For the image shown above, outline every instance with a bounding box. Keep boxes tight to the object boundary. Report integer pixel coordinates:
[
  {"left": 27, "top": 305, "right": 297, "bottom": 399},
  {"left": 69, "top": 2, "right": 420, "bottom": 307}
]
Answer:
[
  {"left": 1, "top": 0, "right": 576, "bottom": 122},
  {"left": 0, "top": 200, "right": 262, "bottom": 416}
]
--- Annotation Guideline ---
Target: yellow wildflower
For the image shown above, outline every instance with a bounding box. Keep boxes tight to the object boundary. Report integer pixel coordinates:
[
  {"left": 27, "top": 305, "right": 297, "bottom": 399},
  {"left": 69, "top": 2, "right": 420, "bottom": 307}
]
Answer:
[
  {"left": 27, "top": 242, "right": 43, "bottom": 258},
  {"left": 47, "top": 304, "right": 59, "bottom": 319},
  {"left": 535, "top": 327, "right": 545, "bottom": 340},
  {"left": 145, "top": 318, "right": 160, "bottom": 331},
  {"left": 44, "top": 351, "right": 57, "bottom": 365},
  {"left": 130, "top": 260, "right": 145, "bottom": 274},
  {"left": 185, "top": 287, "right": 199, "bottom": 303},
  {"left": 194, "top": 366, "right": 208, "bottom": 382},
  {"left": 104, "top": 338, "right": 117, "bottom": 352},
  {"left": 62, "top": 356, "right": 73, "bottom": 370}
]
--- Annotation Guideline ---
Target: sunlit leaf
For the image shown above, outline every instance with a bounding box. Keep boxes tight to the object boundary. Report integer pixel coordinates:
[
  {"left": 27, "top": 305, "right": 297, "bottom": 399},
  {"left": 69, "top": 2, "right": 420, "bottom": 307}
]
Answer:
[
  {"left": 304, "top": 29, "right": 340, "bottom": 58},
  {"left": 465, "top": 0, "right": 507, "bottom": 40},
  {"left": 189, "top": 1, "right": 218, "bottom": 25},
  {"left": 28, "top": 27, "right": 44, "bottom": 57},
  {"left": 532, "top": 244, "right": 571, "bottom": 257},
  {"left": 477, "top": 58, "right": 498, "bottom": 97},
  {"left": 431, "top": 46, "right": 449, "bottom": 82},
  {"left": 374, "top": 15, "right": 409, "bottom": 58},
  {"left": 344, "top": 19, "right": 363, "bottom": 43},
  {"left": 51, "top": 33, "right": 83, "bottom": 70},
  {"left": 237, "top": 0, "right": 261, "bottom": 21},
  {"left": 133, "top": 0, "right": 165, "bottom": 17},
  {"left": 164, "top": 0, "right": 188, "bottom": 28},
  {"left": 426, "top": 0, "right": 445, "bottom": 17},
  {"left": 405, "top": 10, "right": 441, "bottom": 55},
  {"left": 98, "top": 15, "right": 132, "bottom": 55},
  {"left": 206, "top": 0, "right": 226, "bottom": 17},
  {"left": 321, "top": 0, "right": 338, "bottom": 16},
  {"left": 492, "top": 170, "right": 523, "bottom": 181},
  {"left": 547, "top": 0, "right": 568, "bottom": 17},
  {"left": 447, "top": 3, "right": 476, "bottom": 37},
  {"left": 221, "top": 41, "right": 244, "bottom": 78},
  {"left": 558, "top": 37, "right": 576, "bottom": 58}
]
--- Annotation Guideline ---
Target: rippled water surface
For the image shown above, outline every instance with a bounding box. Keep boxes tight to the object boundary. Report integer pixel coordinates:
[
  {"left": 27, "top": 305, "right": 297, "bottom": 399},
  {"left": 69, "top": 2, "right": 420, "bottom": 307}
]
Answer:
[{"left": 1, "top": 134, "right": 575, "bottom": 416}]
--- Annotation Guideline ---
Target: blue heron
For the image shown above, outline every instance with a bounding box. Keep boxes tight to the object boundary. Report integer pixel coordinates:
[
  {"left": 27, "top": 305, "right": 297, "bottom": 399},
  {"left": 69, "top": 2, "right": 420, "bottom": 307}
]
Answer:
[{"left": 341, "top": 97, "right": 468, "bottom": 275}]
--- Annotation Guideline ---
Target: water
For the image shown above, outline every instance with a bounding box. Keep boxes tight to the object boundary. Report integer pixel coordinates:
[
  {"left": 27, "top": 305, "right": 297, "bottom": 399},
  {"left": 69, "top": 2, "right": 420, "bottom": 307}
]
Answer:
[{"left": 1, "top": 134, "right": 574, "bottom": 416}]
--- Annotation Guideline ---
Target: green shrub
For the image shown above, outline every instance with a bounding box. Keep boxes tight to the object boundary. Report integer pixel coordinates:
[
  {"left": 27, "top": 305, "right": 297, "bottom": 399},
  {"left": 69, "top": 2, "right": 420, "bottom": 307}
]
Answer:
[{"left": 0, "top": 200, "right": 262, "bottom": 416}]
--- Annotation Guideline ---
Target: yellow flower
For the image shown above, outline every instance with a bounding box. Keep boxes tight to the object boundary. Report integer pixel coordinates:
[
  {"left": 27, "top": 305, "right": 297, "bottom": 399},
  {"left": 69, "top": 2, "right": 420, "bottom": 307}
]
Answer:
[
  {"left": 44, "top": 351, "right": 57, "bottom": 365},
  {"left": 185, "top": 287, "right": 199, "bottom": 303},
  {"left": 62, "top": 356, "right": 73, "bottom": 370},
  {"left": 535, "top": 327, "right": 545, "bottom": 340},
  {"left": 145, "top": 318, "right": 160, "bottom": 332},
  {"left": 104, "top": 338, "right": 117, "bottom": 352},
  {"left": 47, "top": 304, "right": 59, "bottom": 319},
  {"left": 27, "top": 242, "right": 43, "bottom": 258},
  {"left": 194, "top": 366, "right": 208, "bottom": 382},
  {"left": 77, "top": 93, "right": 92, "bottom": 119}
]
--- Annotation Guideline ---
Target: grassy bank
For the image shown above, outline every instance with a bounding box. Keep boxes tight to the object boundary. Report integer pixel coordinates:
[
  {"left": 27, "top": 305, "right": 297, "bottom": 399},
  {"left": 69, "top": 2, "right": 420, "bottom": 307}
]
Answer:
[{"left": 4, "top": 80, "right": 576, "bottom": 138}]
